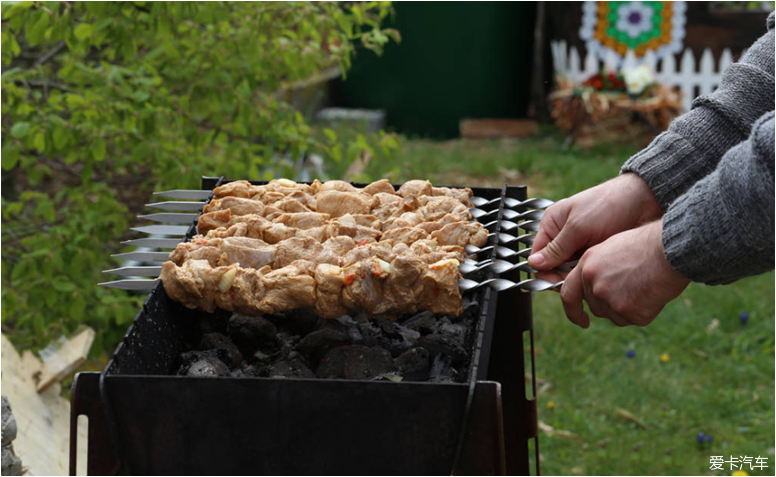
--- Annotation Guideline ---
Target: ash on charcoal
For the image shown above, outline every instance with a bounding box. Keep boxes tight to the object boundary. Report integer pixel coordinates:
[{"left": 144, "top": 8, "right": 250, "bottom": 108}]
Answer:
[
  {"left": 320, "top": 315, "right": 364, "bottom": 344},
  {"left": 418, "top": 333, "right": 467, "bottom": 364},
  {"left": 261, "top": 353, "right": 315, "bottom": 379},
  {"left": 432, "top": 318, "right": 468, "bottom": 343},
  {"left": 200, "top": 333, "right": 242, "bottom": 368},
  {"left": 317, "top": 345, "right": 394, "bottom": 380},
  {"left": 227, "top": 315, "right": 278, "bottom": 349},
  {"left": 296, "top": 328, "right": 350, "bottom": 361},
  {"left": 400, "top": 311, "right": 438, "bottom": 334},
  {"left": 428, "top": 354, "right": 458, "bottom": 383},
  {"left": 179, "top": 350, "right": 231, "bottom": 377},
  {"left": 358, "top": 321, "right": 414, "bottom": 357},
  {"left": 231, "top": 364, "right": 261, "bottom": 378},
  {"left": 395, "top": 347, "right": 431, "bottom": 380}
]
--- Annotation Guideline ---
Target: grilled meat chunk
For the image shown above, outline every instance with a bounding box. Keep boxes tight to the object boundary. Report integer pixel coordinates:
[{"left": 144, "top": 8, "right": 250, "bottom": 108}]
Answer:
[{"left": 316, "top": 190, "right": 371, "bottom": 217}]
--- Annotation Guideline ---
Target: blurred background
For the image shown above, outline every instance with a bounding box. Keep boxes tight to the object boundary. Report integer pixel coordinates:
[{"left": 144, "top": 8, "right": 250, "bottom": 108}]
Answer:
[{"left": 1, "top": 1, "right": 773, "bottom": 475}]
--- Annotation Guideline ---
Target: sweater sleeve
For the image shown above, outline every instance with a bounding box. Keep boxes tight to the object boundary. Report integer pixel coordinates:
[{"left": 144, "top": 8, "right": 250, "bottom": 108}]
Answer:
[
  {"left": 661, "top": 111, "right": 775, "bottom": 285},
  {"left": 620, "top": 13, "right": 775, "bottom": 211}
]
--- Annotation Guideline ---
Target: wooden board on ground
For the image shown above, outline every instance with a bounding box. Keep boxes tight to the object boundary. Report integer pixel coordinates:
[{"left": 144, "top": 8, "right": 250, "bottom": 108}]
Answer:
[
  {"left": 1, "top": 333, "right": 90, "bottom": 476},
  {"left": 460, "top": 118, "right": 539, "bottom": 138}
]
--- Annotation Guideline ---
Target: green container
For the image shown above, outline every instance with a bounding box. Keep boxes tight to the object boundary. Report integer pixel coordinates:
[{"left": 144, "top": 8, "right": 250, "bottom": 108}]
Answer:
[{"left": 333, "top": 1, "right": 536, "bottom": 138}]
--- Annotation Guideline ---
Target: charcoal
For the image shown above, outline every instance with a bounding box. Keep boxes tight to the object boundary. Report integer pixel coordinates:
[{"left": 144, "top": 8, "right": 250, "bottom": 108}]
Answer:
[
  {"left": 178, "top": 350, "right": 230, "bottom": 376},
  {"left": 417, "top": 334, "right": 467, "bottom": 364},
  {"left": 187, "top": 357, "right": 230, "bottom": 377},
  {"left": 317, "top": 345, "right": 394, "bottom": 380},
  {"left": 228, "top": 314, "right": 278, "bottom": 349},
  {"left": 267, "top": 309, "right": 320, "bottom": 336},
  {"left": 400, "top": 311, "right": 438, "bottom": 334},
  {"left": 263, "top": 355, "right": 315, "bottom": 379},
  {"left": 200, "top": 333, "right": 243, "bottom": 368},
  {"left": 395, "top": 347, "right": 431, "bottom": 381},
  {"left": 462, "top": 296, "right": 479, "bottom": 316},
  {"left": 358, "top": 322, "right": 414, "bottom": 357},
  {"left": 428, "top": 354, "right": 458, "bottom": 382},
  {"left": 432, "top": 318, "right": 468, "bottom": 343},
  {"left": 296, "top": 328, "right": 350, "bottom": 361},
  {"left": 231, "top": 364, "right": 260, "bottom": 378},
  {"left": 373, "top": 316, "right": 421, "bottom": 342}
]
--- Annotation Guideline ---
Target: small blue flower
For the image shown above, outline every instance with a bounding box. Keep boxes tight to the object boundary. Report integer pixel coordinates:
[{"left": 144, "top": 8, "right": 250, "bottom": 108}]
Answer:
[
  {"left": 740, "top": 312, "right": 749, "bottom": 325},
  {"left": 627, "top": 350, "right": 635, "bottom": 358},
  {"left": 697, "top": 432, "right": 705, "bottom": 444}
]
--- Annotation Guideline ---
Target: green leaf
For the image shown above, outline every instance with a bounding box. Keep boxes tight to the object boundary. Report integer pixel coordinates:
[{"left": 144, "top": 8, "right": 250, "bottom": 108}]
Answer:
[
  {"left": 52, "top": 277, "right": 76, "bottom": 293},
  {"left": 32, "top": 132, "right": 46, "bottom": 152},
  {"left": 25, "top": 11, "right": 50, "bottom": 46},
  {"left": 1, "top": 145, "right": 19, "bottom": 170},
  {"left": 10, "top": 122, "right": 30, "bottom": 138},
  {"left": 52, "top": 127, "right": 69, "bottom": 149},
  {"left": 92, "top": 137, "right": 106, "bottom": 161},
  {"left": 73, "top": 23, "right": 94, "bottom": 41}
]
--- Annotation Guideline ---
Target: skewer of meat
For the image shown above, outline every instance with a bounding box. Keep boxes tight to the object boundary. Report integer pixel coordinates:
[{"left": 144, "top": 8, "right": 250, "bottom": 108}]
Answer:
[{"left": 160, "top": 253, "right": 464, "bottom": 319}]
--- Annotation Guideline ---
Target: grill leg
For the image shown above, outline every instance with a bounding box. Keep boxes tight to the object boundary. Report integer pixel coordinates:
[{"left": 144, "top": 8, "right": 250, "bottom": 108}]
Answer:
[{"left": 70, "top": 372, "right": 120, "bottom": 476}]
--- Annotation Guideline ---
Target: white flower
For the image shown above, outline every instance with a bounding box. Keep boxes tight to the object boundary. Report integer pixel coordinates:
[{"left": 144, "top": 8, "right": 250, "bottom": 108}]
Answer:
[
  {"left": 621, "top": 64, "right": 655, "bottom": 95},
  {"left": 615, "top": 2, "right": 654, "bottom": 39}
]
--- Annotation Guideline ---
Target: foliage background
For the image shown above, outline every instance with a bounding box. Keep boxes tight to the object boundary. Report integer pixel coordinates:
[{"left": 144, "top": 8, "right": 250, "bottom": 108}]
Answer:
[{"left": 1, "top": 1, "right": 400, "bottom": 354}]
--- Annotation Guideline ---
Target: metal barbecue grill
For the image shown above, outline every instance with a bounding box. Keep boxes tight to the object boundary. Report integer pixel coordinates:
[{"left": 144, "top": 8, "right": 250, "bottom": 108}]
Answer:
[{"left": 70, "top": 176, "right": 559, "bottom": 475}]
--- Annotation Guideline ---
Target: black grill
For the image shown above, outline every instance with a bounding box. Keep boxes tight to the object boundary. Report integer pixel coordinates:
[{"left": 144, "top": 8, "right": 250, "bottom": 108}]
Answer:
[{"left": 70, "top": 177, "right": 540, "bottom": 475}]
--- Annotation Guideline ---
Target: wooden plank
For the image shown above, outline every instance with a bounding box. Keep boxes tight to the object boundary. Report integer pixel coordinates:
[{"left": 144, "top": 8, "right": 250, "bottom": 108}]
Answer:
[
  {"left": 460, "top": 119, "right": 539, "bottom": 139},
  {"left": 36, "top": 328, "right": 95, "bottom": 394},
  {"left": 2, "top": 333, "right": 89, "bottom": 476}
]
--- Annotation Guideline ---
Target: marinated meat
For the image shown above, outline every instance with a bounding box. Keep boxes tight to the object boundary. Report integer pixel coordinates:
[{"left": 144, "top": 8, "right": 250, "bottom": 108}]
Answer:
[
  {"left": 316, "top": 190, "right": 370, "bottom": 217},
  {"left": 362, "top": 179, "right": 395, "bottom": 195},
  {"left": 203, "top": 197, "right": 265, "bottom": 216},
  {"left": 398, "top": 179, "right": 433, "bottom": 198},
  {"left": 165, "top": 179, "right": 493, "bottom": 319}
]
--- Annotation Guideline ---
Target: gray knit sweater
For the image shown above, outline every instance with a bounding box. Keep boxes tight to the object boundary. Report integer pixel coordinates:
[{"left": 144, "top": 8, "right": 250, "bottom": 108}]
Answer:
[{"left": 621, "top": 13, "right": 775, "bottom": 285}]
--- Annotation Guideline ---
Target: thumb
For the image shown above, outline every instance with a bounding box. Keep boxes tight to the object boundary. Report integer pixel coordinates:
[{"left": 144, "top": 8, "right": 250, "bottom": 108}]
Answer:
[{"left": 528, "top": 227, "right": 579, "bottom": 270}]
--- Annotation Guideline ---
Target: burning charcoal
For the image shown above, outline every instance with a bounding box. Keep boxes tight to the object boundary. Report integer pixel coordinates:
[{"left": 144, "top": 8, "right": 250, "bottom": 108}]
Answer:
[
  {"left": 358, "top": 322, "right": 413, "bottom": 357},
  {"left": 296, "top": 328, "right": 350, "bottom": 361},
  {"left": 400, "top": 311, "right": 438, "bottom": 334},
  {"left": 432, "top": 318, "right": 468, "bottom": 343},
  {"left": 395, "top": 347, "right": 431, "bottom": 381},
  {"left": 200, "top": 333, "right": 243, "bottom": 368},
  {"left": 428, "top": 354, "right": 458, "bottom": 382},
  {"left": 228, "top": 314, "right": 278, "bottom": 348},
  {"left": 267, "top": 309, "right": 320, "bottom": 336},
  {"left": 417, "top": 334, "right": 467, "bottom": 364},
  {"left": 263, "top": 354, "right": 315, "bottom": 379},
  {"left": 231, "top": 364, "right": 260, "bottom": 378},
  {"left": 178, "top": 350, "right": 231, "bottom": 377},
  {"left": 317, "top": 345, "right": 394, "bottom": 380}
]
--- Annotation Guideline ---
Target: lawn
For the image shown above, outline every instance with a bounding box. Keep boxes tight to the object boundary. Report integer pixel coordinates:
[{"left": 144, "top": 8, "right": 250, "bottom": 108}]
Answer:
[{"left": 358, "top": 131, "right": 775, "bottom": 476}]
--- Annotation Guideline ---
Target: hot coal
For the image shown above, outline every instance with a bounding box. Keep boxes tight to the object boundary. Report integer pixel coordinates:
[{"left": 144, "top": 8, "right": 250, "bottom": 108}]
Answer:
[
  {"left": 296, "top": 328, "right": 350, "bottom": 361},
  {"left": 200, "top": 333, "right": 242, "bottom": 368},
  {"left": 317, "top": 345, "right": 393, "bottom": 380},
  {"left": 177, "top": 275, "right": 486, "bottom": 382},
  {"left": 395, "top": 347, "right": 431, "bottom": 380},
  {"left": 227, "top": 315, "right": 278, "bottom": 349},
  {"left": 179, "top": 350, "right": 231, "bottom": 377}
]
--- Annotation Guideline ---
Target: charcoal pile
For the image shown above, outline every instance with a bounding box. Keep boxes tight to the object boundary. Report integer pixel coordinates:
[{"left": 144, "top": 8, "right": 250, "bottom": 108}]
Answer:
[{"left": 176, "top": 295, "right": 481, "bottom": 383}]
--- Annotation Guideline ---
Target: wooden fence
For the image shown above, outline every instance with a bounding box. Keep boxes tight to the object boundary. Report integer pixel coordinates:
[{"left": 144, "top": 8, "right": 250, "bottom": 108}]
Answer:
[{"left": 550, "top": 40, "right": 744, "bottom": 111}]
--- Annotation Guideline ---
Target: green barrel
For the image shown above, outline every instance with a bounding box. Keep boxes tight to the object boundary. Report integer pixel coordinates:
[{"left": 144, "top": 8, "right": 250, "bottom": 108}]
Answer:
[{"left": 332, "top": 2, "right": 537, "bottom": 138}]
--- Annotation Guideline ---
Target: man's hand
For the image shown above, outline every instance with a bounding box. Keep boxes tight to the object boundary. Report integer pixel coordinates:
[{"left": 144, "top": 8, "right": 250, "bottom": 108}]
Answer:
[
  {"left": 560, "top": 219, "right": 691, "bottom": 328},
  {"left": 528, "top": 173, "right": 663, "bottom": 272}
]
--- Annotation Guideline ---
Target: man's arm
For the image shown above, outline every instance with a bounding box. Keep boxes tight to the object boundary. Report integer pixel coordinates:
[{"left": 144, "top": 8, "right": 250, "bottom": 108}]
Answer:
[
  {"left": 621, "top": 13, "right": 774, "bottom": 210},
  {"left": 662, "top": 111, "right": 775, "bottom": 285}
]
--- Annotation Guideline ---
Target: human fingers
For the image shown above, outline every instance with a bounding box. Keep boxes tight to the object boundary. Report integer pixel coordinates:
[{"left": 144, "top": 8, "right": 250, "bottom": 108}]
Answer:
[
  {"left": 560, "top": 265, "right": 589, "bottom": 328},
  {"left": 529, "top": 226, "right": 583, "bottom": 271},
  {"left": 530, "top": 201, "right": 567, "bottom": 262}
]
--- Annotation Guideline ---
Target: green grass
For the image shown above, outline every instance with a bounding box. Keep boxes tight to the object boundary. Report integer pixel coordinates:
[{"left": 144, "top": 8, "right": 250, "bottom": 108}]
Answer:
[{"left": 359, "top": 131, "right": 775, "bottom": 476}]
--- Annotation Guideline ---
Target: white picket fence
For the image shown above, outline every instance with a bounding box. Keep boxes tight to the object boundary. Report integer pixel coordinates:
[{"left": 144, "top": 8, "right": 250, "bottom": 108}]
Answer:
[{"left": 550, "top": 40, "right": 744, "bottom": 111}]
